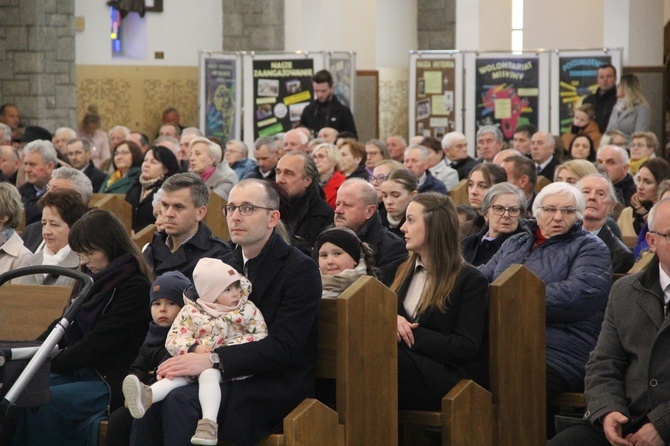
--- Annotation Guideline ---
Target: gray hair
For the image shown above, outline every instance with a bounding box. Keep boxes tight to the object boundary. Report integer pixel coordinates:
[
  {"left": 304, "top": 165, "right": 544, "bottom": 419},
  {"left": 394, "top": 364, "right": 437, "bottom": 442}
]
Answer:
[
  {"left": 51, "top": 167, "right": 94, "bottom": 205},
  {"left": 24, "top": 140, "right": 58, "bottom": 165},
  {"left": 341, "top": 178, "right": 378, "bottom": 207},
  {"left": 108, "top": 125, "right": 130, "bottom": 138},
  {"left": 481, "top": 182, "right": 527, "bottom": 215},
  {"left": 153, "top": 135, "right": 180, "bottom": 155},
  {"left": 161, "top": 172, "right": 210, "bottom": 207},
  {"left": 597, "top": 144, "right": 629, "bottom": 164},
  {"left": 0, "top": 123, "right": 11, "bottom": 144},
  {"left": 189, "top": 137, "right": 222, "bottom": 165},
  {"left": 254, "top": 136, "right": 278, "bottom": 154},
  {"left": 442, "top": 131, "right": 466, "bottom": 149},
  {"left": 532, "top": 181, "right": 585, "bottom": 221},
  {"left": 576, "top": 173, "right": 619, "bottom": 208},
  {"left": 54, "top": 127, "right": 77, "bottom": 140},
  {"left": 284, "top": 151, "right": 319, "bottom": 185},
  {"left": 0, "top": 183, "right": 23, "bottom": 228},
  {"left": 226, "top": 140, "right": 248, "bottom": 156},
  {"left": 366, "top": 139, "right": 390, "bottom": 159},
  {"left": 67, "top": 137, "right": 92, "bottom": 153},
  {"left": 182, "top": 127, "right": 202, "bottom": 137},
  {"left": 477, "top": 126, "right": 503, "bottom": 142},
  {"left": 151, "top": 188, "right": 164, "bottom": 208},
  {"left": 404, "top": 144, "right": 430, "bottom": 159}
]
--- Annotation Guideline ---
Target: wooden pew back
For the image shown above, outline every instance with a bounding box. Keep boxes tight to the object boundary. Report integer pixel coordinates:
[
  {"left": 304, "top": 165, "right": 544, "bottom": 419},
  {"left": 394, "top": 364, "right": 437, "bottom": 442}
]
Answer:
[
  {"left": 535, "top": 175, "right": 551, "bottom": 192},
  {"left": 203, "top": 193, "right": 229, "bottom": 241},
  {"left": 448, "top": 179, "right": 469, "bottom": 206},
  {"left": 131, "top": 224, "right": 156, "bottom": 252},
  {"left": 91, "top": 194, "right": 132, "bottom": 234},
  {"left": 0, "top": 284, "right": 73, "bottom": 340}
]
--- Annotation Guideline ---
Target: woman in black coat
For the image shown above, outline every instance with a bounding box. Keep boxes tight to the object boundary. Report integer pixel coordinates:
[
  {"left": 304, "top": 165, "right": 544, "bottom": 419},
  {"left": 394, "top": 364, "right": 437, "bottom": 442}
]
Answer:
[
  {"left": 393, "top": 192, "right": 489, "bottom": 410},
  {"left": 125, "top": 145, "right": 180, "bottom": 233},
  {"left": 10, "top": 209, "right": 153, "bottom": 446}
]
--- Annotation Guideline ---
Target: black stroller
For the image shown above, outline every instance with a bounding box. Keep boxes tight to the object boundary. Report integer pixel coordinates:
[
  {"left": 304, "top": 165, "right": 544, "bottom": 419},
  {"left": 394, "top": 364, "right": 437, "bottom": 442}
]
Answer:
[{"left": 0, "top": 266, "right": 94, "bottom": 438}]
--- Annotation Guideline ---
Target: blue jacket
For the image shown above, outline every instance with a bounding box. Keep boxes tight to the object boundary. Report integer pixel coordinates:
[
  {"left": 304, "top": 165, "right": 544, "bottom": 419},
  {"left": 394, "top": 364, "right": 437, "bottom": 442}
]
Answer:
[
  {"left": 478, "top": 220, "right": 612, "bottom": 390},
  {"left": 231, "top": 157, "right": 258, "bottom": 181},
  {"left": 418, "top": 170, "right": 448, "bottom": 194}
]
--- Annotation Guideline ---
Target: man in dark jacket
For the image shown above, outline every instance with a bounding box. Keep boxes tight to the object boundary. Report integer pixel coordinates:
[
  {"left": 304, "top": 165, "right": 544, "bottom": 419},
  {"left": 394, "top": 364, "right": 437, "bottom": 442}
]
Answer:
[
  {"left": 596, "top": 144, "right": 636, "bottom": 207},
  {"left": 334, "top": 178, "right": 407, "bottom": 285},
  {"left": 577, "top": 174, "right": 634, "bottom": 274},
  {"left": 549, "top": 199, "right": 670, "bottom": 446},
  {"left": 299, "top": 69, "right": 357, "bottom": 138},
  {"left": 66, "top": 138, "right": 107, "bottom": 192},
  {"left": 582, "top": 64, "right": 618, "bottom": 133},
  {"left": 131, "top": 179, "right": 321, "bottom": 446},
  {"left": 442, "top": 131, "right": 477, "bottom": 180},
  {"left": 276, "top": 151, "right": 333, "bottom": 246},
  {"left": 143, "top": 173, "right": 230, "bottom": 280},
  {"left": 404, "top": 144, "right": 448, "bottom": 194}
]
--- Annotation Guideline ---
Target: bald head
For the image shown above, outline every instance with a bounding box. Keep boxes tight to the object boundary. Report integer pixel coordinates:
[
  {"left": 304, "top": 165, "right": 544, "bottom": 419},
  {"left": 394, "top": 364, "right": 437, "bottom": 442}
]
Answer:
[{"left": 283, "top": 129, "right": 309, "bottom": 154}]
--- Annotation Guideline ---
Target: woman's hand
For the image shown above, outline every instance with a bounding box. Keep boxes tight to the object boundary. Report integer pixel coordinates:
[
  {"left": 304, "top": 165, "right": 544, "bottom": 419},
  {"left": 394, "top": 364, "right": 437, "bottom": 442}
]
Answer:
[
  {"left": 631, "top": 194, "right": 648, "bottom": 216},
  {"left": 397, "top": 315, "right": 419, "bottom": 348}
]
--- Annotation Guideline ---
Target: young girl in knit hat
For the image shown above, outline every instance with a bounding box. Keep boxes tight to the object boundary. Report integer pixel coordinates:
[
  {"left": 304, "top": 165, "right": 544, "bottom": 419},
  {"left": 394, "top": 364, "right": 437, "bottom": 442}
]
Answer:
[
  {"left": 314, "top": 227, "right": 377, "bottom": 298},
  {"left": 123, "top": 258, "right": 268, "bottom": 445}
]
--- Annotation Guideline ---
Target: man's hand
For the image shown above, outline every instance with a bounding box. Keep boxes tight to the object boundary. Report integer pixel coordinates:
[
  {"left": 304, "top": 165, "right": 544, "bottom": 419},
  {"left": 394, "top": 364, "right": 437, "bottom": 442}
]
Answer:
[
  {"left": 397, "top": 315, "right": 418, "bottom": 348},
  {"left": 603, "top": 411, "right": 632, "bottom": 446},
  {"left": 627, "top": 422, "right": 664, "bottom": 446},
  {"left": 157, "top": 353, "right": 212, "bottom": 380}
]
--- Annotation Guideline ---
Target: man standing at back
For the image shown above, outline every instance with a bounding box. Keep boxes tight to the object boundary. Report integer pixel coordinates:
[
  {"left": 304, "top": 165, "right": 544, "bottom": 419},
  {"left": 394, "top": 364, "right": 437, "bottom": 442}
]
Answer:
[
  {"left": 583, "top": 64, "right": 618, "bottom": 133},
  {"left": 131, "top": 179, "right": 321, "bottom": 446},
  {"left": 300, "top": 69, "right": 357, "bottom": 138},
  {"left": 143, "top": 172, "right": 230, "bottom": 280}
]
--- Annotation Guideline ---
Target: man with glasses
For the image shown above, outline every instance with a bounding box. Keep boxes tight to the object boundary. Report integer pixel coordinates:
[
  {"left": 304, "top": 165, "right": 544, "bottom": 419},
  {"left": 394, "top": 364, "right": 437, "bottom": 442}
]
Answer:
[
  {"left": 577, "top": 174, "right": 634, "bottom": 274},
  {"left": 143, "top": 172, "right": 230, "bottom": 280},
  {"left": 132, "top": 178, "right": 321, "bottom": 446},
  {"left": 549, "top": 197, "right": 670, "bottom": 446}
]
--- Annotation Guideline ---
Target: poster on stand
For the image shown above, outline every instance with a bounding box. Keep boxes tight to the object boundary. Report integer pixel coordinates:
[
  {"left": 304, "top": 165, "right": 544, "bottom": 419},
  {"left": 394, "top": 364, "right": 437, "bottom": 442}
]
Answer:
[
  {"left": 550, "top": 49, "right": 623, "bottom": 135},
  {"left": 409, "top": 51, "right": 463, "bottom": 140},
  {"left": 199, "top": 52, "right": 241, "bottom": 142},
  {"left": 326, "top": 52, "right": 356, "bottom": 111}
]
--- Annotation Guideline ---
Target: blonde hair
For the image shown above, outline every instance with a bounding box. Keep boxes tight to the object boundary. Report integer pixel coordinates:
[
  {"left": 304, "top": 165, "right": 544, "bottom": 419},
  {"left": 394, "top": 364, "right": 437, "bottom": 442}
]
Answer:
[
  {"left": 554, "top": 159, "right": 598, "bottom": 182},
  {"left": 619, "top": 74, "right": 649, "bottom": 109}
]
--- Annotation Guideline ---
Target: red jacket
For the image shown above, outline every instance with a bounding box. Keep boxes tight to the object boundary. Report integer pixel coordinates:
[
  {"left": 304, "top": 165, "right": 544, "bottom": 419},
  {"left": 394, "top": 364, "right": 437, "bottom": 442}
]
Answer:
[{"left": 323, "top": 170, "right": 346, "bottom": 209}]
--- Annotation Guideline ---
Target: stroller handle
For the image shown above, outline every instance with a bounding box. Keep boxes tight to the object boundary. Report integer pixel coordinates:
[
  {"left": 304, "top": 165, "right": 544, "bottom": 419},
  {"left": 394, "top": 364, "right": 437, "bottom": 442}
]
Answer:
[{"left": 0, "top": 265, "right": 93, "bottom": 295}]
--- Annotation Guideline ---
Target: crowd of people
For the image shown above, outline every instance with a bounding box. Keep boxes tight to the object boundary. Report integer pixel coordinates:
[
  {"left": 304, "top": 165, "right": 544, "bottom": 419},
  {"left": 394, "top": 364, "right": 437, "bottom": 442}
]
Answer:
[{"left": 0, "top": 65, "right": 668, "bottom": 446}]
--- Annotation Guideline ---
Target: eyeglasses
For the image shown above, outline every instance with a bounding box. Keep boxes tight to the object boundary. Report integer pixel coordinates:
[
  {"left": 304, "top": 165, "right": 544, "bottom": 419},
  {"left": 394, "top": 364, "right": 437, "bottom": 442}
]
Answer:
[
  {"left": 77, "top": 251, "right": 94, "bottom": 261},
  {"left": 223, "top": 204, "right": 276, "bottom": 216},
  {"left": 369, "top": 174, "right": 387, "bottom": 183},
  {"left": 649, "top": 230, "right": 670, "bottom": 243},
  {"left": 540, "top": 206, "right": 578, "bottom": 216},
  {"left": 490, "top": 205, "right": 522, "bottom": 217}
]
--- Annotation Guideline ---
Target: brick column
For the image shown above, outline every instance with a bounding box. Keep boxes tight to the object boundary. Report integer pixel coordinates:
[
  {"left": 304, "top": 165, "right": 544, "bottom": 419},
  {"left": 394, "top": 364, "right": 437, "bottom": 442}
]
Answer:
[
  {"left": 0, "top": 0, "right": 77, "bottom": 132},
  {"left": 417, "top": 0, "right": 456, "bottom": 50},
  {"left": 223, "top": 0, "right": 284, "bottom": 51}
]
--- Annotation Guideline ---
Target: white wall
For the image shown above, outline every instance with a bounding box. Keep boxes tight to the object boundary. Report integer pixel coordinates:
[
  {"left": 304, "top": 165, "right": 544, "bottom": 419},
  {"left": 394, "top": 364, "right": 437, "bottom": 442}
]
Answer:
[
  {"left": 628, "top": 0, "right": 664, "bottom": 65},
  {"left": 375, "top": 0, "right": 417, "bottom": 68},
  {"left": 75, "top": 0, "right": 222, "bottom": 66},
  {"left": 524, "top": 0, "right": 603, "bottom": 50}
]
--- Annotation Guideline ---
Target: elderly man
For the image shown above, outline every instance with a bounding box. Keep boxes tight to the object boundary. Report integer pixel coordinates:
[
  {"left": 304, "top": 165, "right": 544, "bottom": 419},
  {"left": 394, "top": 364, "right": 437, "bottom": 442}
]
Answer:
[
  {"left": 19, "top": 140, "right": 58, "bottom": 225},
  {"left": 251, "top": 136, "right": 279, "bottom": 181},
  {"left": 0, "top": 123, "right": 12, "bottom": 146},
  {"left": 176, "top": 127, "right": 202, "bottom": 171},
  {"left": 132, "top": 179, "right": 321, "bottom": 446},
  {"left": 577, "top": 174, "right": 634, "bottom": 274},
  {"left": 386, "top": 135, "right": 407, "bottom": 163},
  {"left": 20, "top": 167, "right": 93, "bottom": 253},
  {"left": 66, "top": 138, "right": 107, "bottom": 192},
  {"left": 282, "top": 129, "right": 309, "bottom": 154},
  {"left": 420, "top": 136, "right": 459, "bottom": 190},
  {"left": 52, "top": 127, "right": 77, "bottom": 162},
  {"left": 334, "top": 178, "right": 407, "bottom": 285},
  {"left": 596, "top": 144, "right": 636, "bottom": 207},
  {"left": 317, "top": 127, "right": 338, "bottom": 143},
  {"left": 275, "top": 151, "right": 332, "bottom": 245},
  {"left": 143, "top": 173, "right": 230, "bottom": 280},
  {"left": 442, "top": 131, "right": 477, "bottom": 180},
  {"left": 404, "top": 144, "right": 448, "bottom": 194},
  {"left": 582, "top": 64, "right": 618, "bottom": 133},
  {"left": 531, "top": 131, "right": 559, "bottom": 180},
  {"left": 161, "top": 107, "right": 184, "bottom": 132},
  {"left": 476, "top": 125, "right": 503, "bottom": 163},
  {"left": 0, "top": 145, "right": 21, "bottom": 185},
  {"left": 501, "top": 154, "right": 537, "bottom": 213},
  {"left": 512, "top": 124, "right": 536, "bottom": 157},
  {"left": 158, "top": 123, "right": 180, "bottom": 140},
  {"left": 299, "top": 69, "right": 357, "bottom": 137},
  {"left": 127, "top": 131, "right": 150, "bottom": 154},
  {"left": 492, "top": 148, "right": 522, "bottom": 166},
  {"left": 549, "top": 198, "right": 670, "bottom": 446},
  {"left": 225, "top": 140, "right": 257, "bottom": 180}
]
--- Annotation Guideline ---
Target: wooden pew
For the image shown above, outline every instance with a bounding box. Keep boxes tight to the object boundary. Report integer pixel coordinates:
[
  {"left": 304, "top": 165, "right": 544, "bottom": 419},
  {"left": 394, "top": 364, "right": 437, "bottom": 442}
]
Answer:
[
  {"left": 398, "top": 264, "right": 546, "bottom": 446},
  {"left": 535, "top": 175, "right": 551, "bottom": 192},
  {"left": 204, "top": 193, "right": 229, "bottom": 241},
  {"left": 0, "top": 284, "right": 73, "bottom": 341},
  {"left": 91, "top": 194, "right": 132, "bottom": 234},
  {"left": 131, "top": 224, "right": 156, "bottom": 252},
  {"left": 101, "top": 276, "right": 397, "bottom": 446},
  {"left": 448, "top": 179, "right": 468, "bottom": 206}
]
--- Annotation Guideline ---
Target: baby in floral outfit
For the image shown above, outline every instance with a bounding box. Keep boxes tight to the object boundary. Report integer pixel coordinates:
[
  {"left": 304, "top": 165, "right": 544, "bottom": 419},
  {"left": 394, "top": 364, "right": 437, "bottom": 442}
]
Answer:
[{"left": 123, "top": 258, "right": 267, "bottom": 445}]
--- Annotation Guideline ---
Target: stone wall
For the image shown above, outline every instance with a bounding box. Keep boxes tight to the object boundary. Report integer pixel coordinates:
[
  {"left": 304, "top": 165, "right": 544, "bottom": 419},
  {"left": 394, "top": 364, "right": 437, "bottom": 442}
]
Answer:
[
  {"left": 0, "top": 0, "right": 76, "bottom": 132},
  {"left": 222, "top": 0, "right": 284, "bottom": 51},
  {"left": 417, "top": 0, "right": 456, "bottom": 50}
]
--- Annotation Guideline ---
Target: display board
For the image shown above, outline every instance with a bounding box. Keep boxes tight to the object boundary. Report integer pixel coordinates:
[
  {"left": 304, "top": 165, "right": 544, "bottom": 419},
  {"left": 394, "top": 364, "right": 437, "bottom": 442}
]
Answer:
[
  {"left": 465, "top": 51, "right": 550, "bottom": 149},
  {"left": 325, "top": 51, "right": 356, "bottom": 111},
  {"left": 198, "top": 52, "right": 242, "bottom": 142},
  {"left": 550, "top": 48, "right": 623, "bottom": 135},
  {"left": 408, "top": 51, "right": 464, "bottom": 141}
]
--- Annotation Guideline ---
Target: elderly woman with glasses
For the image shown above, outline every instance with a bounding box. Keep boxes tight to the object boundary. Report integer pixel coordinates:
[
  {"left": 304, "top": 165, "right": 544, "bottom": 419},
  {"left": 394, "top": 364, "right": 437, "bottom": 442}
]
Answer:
[
  {"left": 312, "top": 142, "right": 346, "bottom": 209},
  {"left": 479, "top": 182, "right": 612, "bottom": 423},
  {"left": 461, "top": 182, "right": 528, "bottom": 266}
]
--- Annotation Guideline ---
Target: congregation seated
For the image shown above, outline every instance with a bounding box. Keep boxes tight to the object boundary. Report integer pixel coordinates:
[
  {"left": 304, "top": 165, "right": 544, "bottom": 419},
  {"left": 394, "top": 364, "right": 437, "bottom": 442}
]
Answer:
[
  {"left": 364, "top": 138, "right": 391, "bottom": 175},
  {"left": 224, "top": 139, "right": 258, "bottom": 180},
  {"left": 338, "top": 139, "right": 368, "bottom": 180},
  {"left": 394, "top": 192, "right": 489, "bottom": 410},
  {"left": 563, "top": 134, "right": 597, "bottom": 163},
  {"left": 379, "top": 169, "right": 418, "bottom": 238},
  {"left": 99, "top": 140, "right": 143, "bottom": 194},
  {"left": 66, "top": 138, "right": 107, "bottom": 192},
  {"left": 78, "top": 105, "right": 111, "bottom": 169},
  {"left": 0, "top": 182, "right": 31, "bottom": 274},
  {"left": 404, "top": 144, "right": 448, "bottom": 194},
  {"left": 187, "top": 137, "right": 237, "bottom": 201},
  {"left": 459, "top": 163, "right": 507, "bottom": 239},
  {"left": 312, "top": 142, "right": 346, "bottom": 209},
  {"left": 629, "top": 179, "right": 670, "bottom": 260},
  {"left": 553, "top": 159, "right": 598, "bottom": 185},
  {"left": 18, "top": 189, "right": 87, "bottom": 287},
  {"left": 19, "top": 139, "right": 58, "bottom": 225},
  {"left": 461, "top": 182, "right": 529, "bottom": 267}
]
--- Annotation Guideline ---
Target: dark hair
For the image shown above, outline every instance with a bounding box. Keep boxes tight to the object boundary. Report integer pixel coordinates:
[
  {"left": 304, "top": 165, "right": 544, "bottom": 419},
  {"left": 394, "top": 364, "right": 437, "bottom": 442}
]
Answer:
[
  {"left": 0, "top": 103, "right": 17, "bottom": 116},
  {"left": 82, "top": 105, "right": 101, "bottom": 127},
  {"left": 503, "top": 154, "right": 537, "bottom": 186},
  {"left": 568, "top": 134, "right": 596, "bottom": 162},
  {"left": 112, "top": 140, "right": 144, "bottom": 170},
  {"left": 38, "top": 189, "right": 88, "bottom": 228},
  {"left": 640, "top": 158, "right": 670, "bottom": 187},
  {"left": 420, "top": 137, "right": 443, "bottom": 156},
  {"left": 468, "top": 163, "right": 508, "bottom": 186},
  {"left": 69, "top": 209, "right": 153, "bottom": 280},
  {"left": 514, "top": 124, "right": 537, "bottom": 138},
  {"left": 131, "top": 132, "right": 149, "bottom": 147},
  {"left": 598, "top": 63, "right": 617, "bottom": 78},
  {"left": 313, "top": 69, "right": 333, "bottom": 87},
  {"left": 147, "top": 145, "right": 181, "bottom": 177}
]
